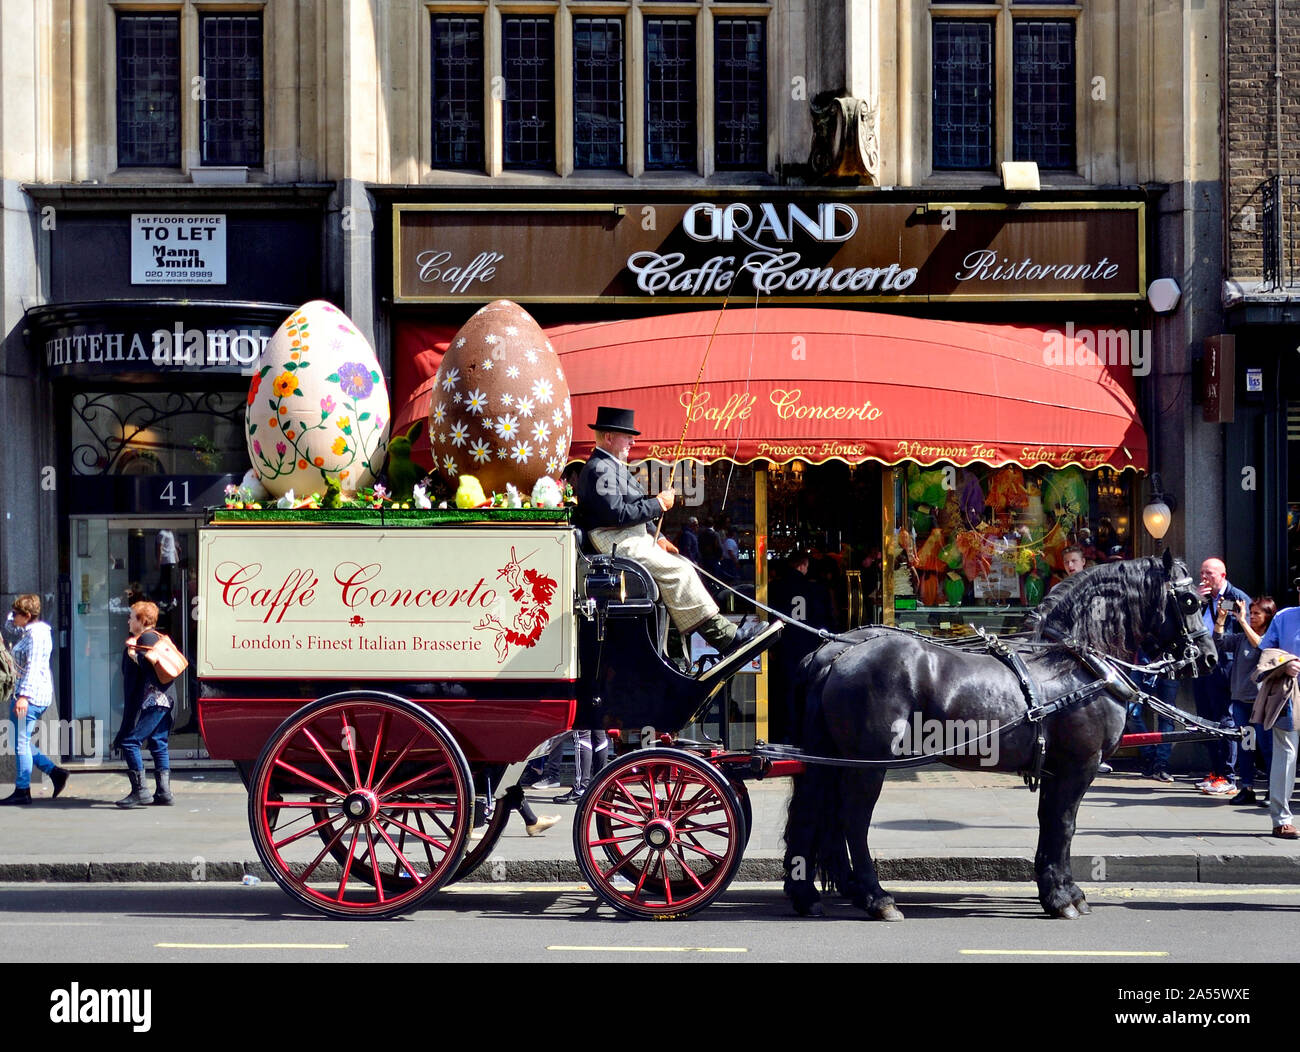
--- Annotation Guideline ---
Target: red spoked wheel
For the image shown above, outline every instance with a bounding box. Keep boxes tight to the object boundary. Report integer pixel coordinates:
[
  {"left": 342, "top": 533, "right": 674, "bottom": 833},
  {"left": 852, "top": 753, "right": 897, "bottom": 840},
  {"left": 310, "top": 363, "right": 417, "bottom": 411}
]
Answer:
[
  {"left": 248, "top": 692, "right": 472, "bottom": 919},
  {"left": 450, "top": 794, "right": 514, "bottom": 883},
  {"left": 574, "top": 749, "right": 747, "bottom": 919}
]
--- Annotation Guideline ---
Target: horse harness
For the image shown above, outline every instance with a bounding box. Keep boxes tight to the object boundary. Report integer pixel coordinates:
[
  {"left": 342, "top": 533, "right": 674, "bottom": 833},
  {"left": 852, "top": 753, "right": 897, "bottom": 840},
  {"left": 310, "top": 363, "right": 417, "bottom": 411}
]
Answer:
[{"left": 754, "top": 626, "right": 1240, "bottom": 792}]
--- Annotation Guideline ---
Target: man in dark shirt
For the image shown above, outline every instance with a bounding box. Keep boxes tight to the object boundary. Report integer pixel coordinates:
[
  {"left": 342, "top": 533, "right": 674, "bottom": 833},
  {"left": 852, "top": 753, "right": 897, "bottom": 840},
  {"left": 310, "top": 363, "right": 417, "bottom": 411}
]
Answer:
[{"left": 575, "top": 407, "right": 766, "bottom": 655}]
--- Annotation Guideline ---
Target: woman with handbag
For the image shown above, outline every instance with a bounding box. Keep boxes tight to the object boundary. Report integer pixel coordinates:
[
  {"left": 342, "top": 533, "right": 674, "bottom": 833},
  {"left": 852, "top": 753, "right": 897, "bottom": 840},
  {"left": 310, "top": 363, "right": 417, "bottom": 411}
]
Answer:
[{"left": 116, "top": 600, "right": 177, "bottom": 808}]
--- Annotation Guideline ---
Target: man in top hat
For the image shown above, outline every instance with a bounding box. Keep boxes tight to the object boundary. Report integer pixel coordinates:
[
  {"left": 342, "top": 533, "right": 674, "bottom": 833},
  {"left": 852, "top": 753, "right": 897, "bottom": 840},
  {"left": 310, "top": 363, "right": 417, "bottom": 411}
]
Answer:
[{"left": 574, "top": 406, "right": 768, "bottom": 656}]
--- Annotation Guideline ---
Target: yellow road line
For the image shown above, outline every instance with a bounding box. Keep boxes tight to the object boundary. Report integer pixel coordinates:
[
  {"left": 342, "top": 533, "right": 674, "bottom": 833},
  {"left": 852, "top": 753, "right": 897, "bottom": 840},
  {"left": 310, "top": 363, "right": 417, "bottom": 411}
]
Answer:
[
  {"left": 961, "top": 950, "right": 1169, "bottom": 957},
  {"left": 156, "top": 942, "right": 349, "bottom": 950},
  {"left": 548, "top": 945, "right": 747, "bottom": 953}
]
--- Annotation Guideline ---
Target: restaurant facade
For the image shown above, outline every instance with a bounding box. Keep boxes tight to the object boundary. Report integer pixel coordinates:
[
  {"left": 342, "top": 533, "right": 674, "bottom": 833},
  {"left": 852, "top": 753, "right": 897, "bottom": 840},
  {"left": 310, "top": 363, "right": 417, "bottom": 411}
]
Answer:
[{"left": 376, "top": 187, "right": 1156, "bottom": 745}]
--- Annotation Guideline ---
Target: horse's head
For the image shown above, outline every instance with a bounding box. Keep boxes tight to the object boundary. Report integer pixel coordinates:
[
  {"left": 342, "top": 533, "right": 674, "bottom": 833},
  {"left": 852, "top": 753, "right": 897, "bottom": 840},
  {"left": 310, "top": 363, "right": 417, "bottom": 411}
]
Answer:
[
  {"left": 1028, "top": 551, "right": 1216, "bottom": 676},
  {"left": 1145, "top": 550, "right": 1217, "bottom": 678}
]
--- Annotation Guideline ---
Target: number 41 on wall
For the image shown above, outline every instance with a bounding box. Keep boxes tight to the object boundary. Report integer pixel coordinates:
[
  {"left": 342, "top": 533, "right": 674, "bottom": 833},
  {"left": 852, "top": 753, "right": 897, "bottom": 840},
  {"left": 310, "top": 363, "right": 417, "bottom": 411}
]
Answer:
[{"left": 159, "top": 481, "right": 191, "bottom": 507}]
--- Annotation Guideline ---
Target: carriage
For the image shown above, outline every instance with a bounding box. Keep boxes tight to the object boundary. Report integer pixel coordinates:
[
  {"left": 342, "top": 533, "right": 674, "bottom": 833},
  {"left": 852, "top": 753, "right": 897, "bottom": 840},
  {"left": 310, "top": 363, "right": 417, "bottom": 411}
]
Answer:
[
  {"left": 198, "top": 505, "right": 1224, "bottom": 922},
  {"left": 196, "top": 506, "right": 789, "bottom": 919}
]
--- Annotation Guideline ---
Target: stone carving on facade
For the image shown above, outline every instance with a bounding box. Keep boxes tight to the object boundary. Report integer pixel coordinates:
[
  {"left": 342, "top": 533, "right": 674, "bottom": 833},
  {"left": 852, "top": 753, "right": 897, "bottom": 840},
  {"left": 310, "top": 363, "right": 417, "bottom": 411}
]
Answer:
[{"left": 808, "top": 91, "right": 880, "bottom": 185}]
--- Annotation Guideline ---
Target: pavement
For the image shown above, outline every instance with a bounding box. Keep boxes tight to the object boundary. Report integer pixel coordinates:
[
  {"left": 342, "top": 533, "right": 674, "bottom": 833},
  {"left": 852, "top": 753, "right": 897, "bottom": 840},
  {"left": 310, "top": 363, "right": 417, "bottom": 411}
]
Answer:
[{"left": 2, "top": 762, "right": 1299, "bottom": 886}]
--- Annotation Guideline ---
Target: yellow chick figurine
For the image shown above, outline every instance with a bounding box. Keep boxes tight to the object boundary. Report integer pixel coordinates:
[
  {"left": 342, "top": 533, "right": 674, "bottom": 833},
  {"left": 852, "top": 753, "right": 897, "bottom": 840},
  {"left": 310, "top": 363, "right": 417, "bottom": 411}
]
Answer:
[{"left": 455, "top": 475, "right": 488, "bottom": 509}]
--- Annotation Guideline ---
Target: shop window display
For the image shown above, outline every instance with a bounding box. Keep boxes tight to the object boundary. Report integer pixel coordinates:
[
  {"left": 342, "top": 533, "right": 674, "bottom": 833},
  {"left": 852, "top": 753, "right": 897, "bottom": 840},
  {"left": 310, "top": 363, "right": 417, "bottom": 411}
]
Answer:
[{"left": 892, "top": 462, "right": 1133, "bottom": 636}]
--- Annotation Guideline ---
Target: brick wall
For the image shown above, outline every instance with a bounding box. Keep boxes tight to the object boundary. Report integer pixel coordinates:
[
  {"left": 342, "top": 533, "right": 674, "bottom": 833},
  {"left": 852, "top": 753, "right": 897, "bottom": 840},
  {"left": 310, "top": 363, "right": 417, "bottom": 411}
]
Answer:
[{"left": 1226, "top": 0, "right": 1300, "bottom": 280}]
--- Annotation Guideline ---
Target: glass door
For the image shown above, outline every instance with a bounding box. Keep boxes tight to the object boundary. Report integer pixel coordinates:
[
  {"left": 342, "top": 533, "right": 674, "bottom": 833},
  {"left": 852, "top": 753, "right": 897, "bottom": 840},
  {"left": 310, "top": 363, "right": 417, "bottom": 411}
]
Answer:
[{"left": 69, "top": 517, "right": 206, "bottom": 763}]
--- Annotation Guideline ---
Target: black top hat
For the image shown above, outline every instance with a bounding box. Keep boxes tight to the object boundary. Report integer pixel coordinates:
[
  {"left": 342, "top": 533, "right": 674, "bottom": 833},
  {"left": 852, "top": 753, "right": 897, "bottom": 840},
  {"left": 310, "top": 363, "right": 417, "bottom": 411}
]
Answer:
[{"left": 588, "top": 406, "right": 640, "bottom": 435}]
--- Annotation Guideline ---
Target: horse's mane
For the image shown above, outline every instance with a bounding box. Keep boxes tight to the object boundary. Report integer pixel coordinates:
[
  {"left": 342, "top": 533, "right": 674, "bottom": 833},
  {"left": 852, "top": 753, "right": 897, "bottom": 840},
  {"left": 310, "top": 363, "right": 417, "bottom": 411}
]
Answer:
[{"left": 1026, "top": 556, "right": 1178, "bottom": 657}]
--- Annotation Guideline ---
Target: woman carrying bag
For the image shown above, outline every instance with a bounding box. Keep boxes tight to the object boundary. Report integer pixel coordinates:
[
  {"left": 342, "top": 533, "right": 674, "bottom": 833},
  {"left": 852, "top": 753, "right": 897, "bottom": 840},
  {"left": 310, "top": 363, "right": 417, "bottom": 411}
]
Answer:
[{"left": 116, "top": 600, "right": 181, "bottom": 808}]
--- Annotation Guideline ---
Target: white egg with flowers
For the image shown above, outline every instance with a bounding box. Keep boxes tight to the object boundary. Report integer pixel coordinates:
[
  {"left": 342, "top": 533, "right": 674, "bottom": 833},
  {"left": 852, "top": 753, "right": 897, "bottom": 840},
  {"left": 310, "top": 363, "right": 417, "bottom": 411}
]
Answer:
[{"left": 245, "top": 300, "right": 391, "bottom": 499}]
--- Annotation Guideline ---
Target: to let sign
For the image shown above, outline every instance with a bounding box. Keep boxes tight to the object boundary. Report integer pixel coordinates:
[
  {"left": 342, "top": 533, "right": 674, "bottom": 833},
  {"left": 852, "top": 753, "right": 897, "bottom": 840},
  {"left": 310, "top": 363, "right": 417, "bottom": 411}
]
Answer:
[{"left": 131, "top": 214, "right": 227, "bottom": 285}]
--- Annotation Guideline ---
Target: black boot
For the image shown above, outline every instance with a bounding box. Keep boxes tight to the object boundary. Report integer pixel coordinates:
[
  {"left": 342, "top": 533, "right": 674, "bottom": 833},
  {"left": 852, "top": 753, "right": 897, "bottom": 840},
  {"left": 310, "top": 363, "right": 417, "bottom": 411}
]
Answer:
[
  {"left": 152, "top": 769, "right": 174, "bottom": 806},
  {"left": 49, "top": 767, "right": 69, "bottom": 799},
  {"left": 0, "top": 787, "right": 32, "bottom": 806},
  {"left": 116, "top": 770, "right": 153, "bottom": 809},
  {"left": 695, "top": 614, "right": 737, "bottom": 652}
]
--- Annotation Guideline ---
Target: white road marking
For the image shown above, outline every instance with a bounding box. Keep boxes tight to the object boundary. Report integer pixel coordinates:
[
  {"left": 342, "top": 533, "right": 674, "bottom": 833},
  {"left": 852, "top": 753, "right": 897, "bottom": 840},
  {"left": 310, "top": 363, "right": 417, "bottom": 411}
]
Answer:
[
  {"left": 547, "top": 945, "right": 747, "bottom": 953},
  {"left": 156, "top": 942, "right": 349, "bottom": 949},
  {"left": 960, "top": 950, "right": 1169, "bottom": 957}
]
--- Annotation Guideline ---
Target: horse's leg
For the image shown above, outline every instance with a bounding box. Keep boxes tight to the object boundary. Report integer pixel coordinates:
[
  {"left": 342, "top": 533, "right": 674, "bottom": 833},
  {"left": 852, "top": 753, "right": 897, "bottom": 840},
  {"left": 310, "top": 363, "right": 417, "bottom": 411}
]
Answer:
[
  {"left": 841, "top": 768, "right": 903, "bottom": 921},
  {"left": 1034, "top": 762, "right": 1093, "bottom": 919},
  {"left": 783, "top": 769, "right": 826, "bottom": 917}
]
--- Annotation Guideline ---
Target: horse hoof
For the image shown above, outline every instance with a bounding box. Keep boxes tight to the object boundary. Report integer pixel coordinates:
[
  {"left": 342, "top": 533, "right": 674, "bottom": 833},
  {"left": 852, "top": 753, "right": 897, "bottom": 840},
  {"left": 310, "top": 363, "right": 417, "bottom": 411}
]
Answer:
[
  {"left": 1073, "top": 898, "right": 1091, "bottom": 915},
  {"left": 1052, "top": 903, "right": 1080, "bottom": 920},
  {"left": 871, "top": 904, "right": 905, "bottom": 922}
]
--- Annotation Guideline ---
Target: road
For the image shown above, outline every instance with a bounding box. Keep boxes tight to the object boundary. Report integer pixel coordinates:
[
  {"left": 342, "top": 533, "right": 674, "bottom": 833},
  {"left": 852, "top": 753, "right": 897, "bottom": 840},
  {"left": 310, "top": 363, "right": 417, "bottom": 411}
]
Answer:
[{"left": 6, "top": 880, "right": 1300, "bottom": 964}]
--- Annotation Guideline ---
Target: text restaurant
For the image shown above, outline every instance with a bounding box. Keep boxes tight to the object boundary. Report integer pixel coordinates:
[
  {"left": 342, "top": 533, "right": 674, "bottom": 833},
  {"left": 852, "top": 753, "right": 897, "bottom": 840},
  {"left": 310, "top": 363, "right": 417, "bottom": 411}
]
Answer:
[{"left": 379, "top": 191, "right": 1152, "bottom": 746}]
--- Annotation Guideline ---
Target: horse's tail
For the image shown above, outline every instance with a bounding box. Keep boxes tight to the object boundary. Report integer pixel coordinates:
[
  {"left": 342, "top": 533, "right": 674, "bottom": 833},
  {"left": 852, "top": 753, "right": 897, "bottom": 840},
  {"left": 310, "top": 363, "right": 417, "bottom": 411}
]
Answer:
[{"left": 783, "top": 659, "right": 851, "bottom": 900}]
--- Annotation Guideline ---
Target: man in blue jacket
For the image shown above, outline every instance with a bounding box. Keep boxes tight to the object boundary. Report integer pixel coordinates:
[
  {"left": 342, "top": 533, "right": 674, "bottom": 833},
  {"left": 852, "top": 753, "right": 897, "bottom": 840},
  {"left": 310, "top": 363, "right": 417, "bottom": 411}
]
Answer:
[
  {"left": 575, "top": 407, "right": 768, "bottom": 656},
  {"left": 1194, "top": 558, "right": 1252, "bottom": 795}
]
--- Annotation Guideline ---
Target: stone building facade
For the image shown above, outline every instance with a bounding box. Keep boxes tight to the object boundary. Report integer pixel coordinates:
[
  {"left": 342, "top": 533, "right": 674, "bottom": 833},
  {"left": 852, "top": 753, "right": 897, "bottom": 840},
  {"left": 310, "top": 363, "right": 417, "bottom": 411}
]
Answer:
[{"left": 0, "top": 0, "right": 1228, "bottom": 760}]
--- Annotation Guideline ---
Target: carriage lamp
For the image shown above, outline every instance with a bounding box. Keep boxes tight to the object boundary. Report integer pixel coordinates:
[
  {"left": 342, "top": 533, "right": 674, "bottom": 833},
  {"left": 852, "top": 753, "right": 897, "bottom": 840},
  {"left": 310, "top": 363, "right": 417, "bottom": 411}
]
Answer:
[
  {"left": 1142, "top": 473, "right": 1175, "bottom": 540},
  {"left": 584, "top": 564, "right": 626, "bottom": 603}
]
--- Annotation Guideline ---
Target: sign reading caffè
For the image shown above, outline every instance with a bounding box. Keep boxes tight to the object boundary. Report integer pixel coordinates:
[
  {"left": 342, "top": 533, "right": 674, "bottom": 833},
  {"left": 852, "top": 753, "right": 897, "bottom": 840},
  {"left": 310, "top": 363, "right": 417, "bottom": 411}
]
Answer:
[{"left": 393, "top": 198, "right": 1145, "bottom": 304}]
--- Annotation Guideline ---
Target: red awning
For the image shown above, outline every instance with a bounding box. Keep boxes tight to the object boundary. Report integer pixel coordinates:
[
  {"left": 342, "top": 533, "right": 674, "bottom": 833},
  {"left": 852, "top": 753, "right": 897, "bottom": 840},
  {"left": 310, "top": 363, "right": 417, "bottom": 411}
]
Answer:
[{"left": 546, "top": 308, "right": 1147, "bottom": 472}]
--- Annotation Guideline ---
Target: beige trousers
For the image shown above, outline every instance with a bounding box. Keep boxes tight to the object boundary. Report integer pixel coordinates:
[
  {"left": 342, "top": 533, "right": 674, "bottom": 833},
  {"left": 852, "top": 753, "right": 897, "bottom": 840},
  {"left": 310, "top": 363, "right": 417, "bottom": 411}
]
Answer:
[{"left": 589, "top": 525, "right": 719, "bottom": 633}]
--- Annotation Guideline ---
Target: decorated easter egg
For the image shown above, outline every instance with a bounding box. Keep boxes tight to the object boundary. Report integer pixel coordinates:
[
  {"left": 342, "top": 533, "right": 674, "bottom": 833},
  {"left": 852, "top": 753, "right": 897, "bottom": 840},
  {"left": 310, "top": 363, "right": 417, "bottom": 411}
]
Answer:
[
  {"left": 430, "top": 300, "right": 572, "bottom": 496},
  {"left": 245, "top": 301, "right": 391, "bottom": 499}
]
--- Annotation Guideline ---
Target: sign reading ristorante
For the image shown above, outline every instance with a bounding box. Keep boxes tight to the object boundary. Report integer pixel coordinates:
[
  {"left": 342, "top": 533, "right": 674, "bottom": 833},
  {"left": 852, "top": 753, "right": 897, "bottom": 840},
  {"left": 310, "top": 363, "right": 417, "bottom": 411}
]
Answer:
[{"left": 393, "top": 199, "right": 1145, "bottom": 304}]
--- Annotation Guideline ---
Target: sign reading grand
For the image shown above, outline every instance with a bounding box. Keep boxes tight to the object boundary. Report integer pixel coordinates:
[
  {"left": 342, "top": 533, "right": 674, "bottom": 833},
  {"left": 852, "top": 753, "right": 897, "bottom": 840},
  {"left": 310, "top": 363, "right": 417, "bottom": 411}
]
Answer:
[
  {"left": 197, "top": 526, "right": 576, "bottom": 680},
  {"left": 131, "top": 214, "right": 227, "bottom": 285},
  {"left": 394, "top": 199, "right": 1145, "bottom": 304}
]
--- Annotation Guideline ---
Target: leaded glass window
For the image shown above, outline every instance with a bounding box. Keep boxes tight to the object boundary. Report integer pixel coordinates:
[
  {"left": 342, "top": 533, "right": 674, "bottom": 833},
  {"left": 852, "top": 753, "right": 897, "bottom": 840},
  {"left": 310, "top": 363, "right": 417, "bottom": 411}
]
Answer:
[
  {"left": 932, "top": 20, "right": 994, "bottom": 170},
  {"left": 1013, "top": 20, "right": 1076, "bottom": 170},
  {"left": 645, "top": 19, "right": 696, "bottom": 170},
  {"left": 432, "top": 16, "right": 485, "bottom": 168},
  {"left": 503, "top": 17, "right": 555, "bottom": 169},
  {"left": 714, "top": 18, "right": 765, "bottom": 170},
  {"left": 116, "top": 15, "right": 181, "bottom": 168},
  {"left": 574, "top": 18, "right": 625, "bottom": 169},
  {"left": 199, "top": 15, "right": 264, "bottom": 167}
]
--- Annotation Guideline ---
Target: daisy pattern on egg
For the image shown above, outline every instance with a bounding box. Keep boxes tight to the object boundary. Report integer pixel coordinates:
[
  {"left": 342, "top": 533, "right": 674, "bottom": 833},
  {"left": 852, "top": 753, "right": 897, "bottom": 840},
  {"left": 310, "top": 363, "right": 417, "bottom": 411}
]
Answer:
[
  {"left": 524, "top": 349, "right": 538, "bottom": 364},
  {"left": 511, "top": 442, "right": 533, "bottom": 464},
  {"left": 552, "top": 408, "right": 564, "bottom": 427},
  {"left": 505, "top": 325, "right": 518, "bottom": 337},
  {"left": 481, "top": 359, "right": 494, "bottom": 371},
  {"left": 442, "top": 455, "right": 458, "bottom": 477},
  {"left": 546, "top": 456, "right": 560, "bottom": 473},
  {"left": 484, "top": 333, "right": 498, "bottom": 346},
  {"left": 516, "top": 396, "right": 535, "bottom": 418},
  {"left": 505, "top": 365, "right": 520, "bottom": 379},
  {"left": 470, "top": 439, "right": 492, "bottom": 463},
  {"left": 441, "top": 368, "right": 460, "bottom": 392},
  {"left": 465, "top": 388, "right": 488, "bottom": 414},
  {"left": 433, "top": 403, "right": 446, "bottom": 424},
  {"left": 531, "top": 421, "right": 550, "bottom": 444},
  {"left": 495, "top": 413, "right": 520, "bottom": 440},
  {"left": 450, "top": 422, "right": 469, "bottom": 446},
  {"left": 454, "top": 336, "right": 466, "bottom": 349},
  {"left": 532, "top": 378, "right": 554, "bottom": 404}
]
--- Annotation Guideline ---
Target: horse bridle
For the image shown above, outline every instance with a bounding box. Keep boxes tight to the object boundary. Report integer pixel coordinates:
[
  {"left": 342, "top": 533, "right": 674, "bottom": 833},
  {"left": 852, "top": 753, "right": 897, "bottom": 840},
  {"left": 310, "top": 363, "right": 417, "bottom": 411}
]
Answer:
[{"left": 1138, "top": 572, "right": 1211, "bottom": 677}]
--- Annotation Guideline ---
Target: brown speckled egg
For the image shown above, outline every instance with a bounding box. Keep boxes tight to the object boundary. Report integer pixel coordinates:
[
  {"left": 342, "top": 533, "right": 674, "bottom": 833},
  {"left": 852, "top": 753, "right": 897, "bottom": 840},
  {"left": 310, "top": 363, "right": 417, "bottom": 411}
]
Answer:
[{"left": 430, "top": 300, "right": 572, "bottom": 497}]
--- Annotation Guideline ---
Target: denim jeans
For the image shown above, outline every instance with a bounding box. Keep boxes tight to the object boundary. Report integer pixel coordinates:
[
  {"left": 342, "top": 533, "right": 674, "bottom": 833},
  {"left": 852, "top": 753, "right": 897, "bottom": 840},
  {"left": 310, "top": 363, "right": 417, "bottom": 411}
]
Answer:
[
  {"left": 120, "top": 705, "right": 172, "bottom": 772},
  {"left": 1230, "top": 701, "right": 1272, "bottom": 789},
  {"left": 1133, "top": 673, "right": 1179, "bottom": 773},
  {"left": 1194, "top": 672, "right": 1237, "bottom": 779},
  {"left": 9, "top": 699, "right": 55, "bottom": 790}
]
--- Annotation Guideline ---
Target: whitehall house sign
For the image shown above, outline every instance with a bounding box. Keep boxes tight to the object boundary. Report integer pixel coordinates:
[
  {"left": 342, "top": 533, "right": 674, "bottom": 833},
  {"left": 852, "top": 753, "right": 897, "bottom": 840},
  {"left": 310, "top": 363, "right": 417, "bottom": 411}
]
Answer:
[{"left": 393, "top": 199, "right": 1146, "bottom": 305}]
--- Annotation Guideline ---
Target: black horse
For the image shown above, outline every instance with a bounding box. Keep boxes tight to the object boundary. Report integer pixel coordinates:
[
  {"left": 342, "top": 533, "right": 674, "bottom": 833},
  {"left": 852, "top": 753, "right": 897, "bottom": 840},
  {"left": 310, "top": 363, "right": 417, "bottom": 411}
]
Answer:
[{"left": 782, "top": 553, "right": 1216, "bottom": 921}]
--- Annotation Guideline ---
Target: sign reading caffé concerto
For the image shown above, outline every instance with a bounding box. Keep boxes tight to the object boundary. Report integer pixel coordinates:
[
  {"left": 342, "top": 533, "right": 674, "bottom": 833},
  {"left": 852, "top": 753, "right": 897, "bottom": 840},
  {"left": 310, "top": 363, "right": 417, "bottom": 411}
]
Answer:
[
  {"left": 393, "top": 199, "right": 1145, "bottom": 304},
  {"left": 197, "top": 526, "right": 576, "bottom": 680}
]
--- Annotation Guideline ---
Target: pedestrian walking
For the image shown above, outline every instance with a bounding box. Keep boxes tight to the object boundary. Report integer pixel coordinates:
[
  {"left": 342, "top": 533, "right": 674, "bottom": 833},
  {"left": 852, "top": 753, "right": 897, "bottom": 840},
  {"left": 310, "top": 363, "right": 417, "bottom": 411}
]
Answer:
[
  {"left": 1253, "top": 595, "right": 1300, "bottom": 839},
  {"left": 1217, "top": 596, "right": 1275, "bottom": 805},
  {"left": 115, "top": 601, "right": 176, "bottom": 808},
  {"left": 1193, "top": 558, "right": 1251, "bottom": 796},
  {"left": 1, "top": 595, "right": 69, "bottom": 805}
]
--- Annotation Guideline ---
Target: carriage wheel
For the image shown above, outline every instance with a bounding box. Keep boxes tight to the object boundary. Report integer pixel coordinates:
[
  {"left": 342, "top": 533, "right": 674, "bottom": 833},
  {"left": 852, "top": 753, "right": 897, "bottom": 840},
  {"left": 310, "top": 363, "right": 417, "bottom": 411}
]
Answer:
[
  {"left": 575, "top": 749, "right": 746, "bottom": 919},
  {"left": 248, "top": 693, "right": 472, "bottom": 919}
]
